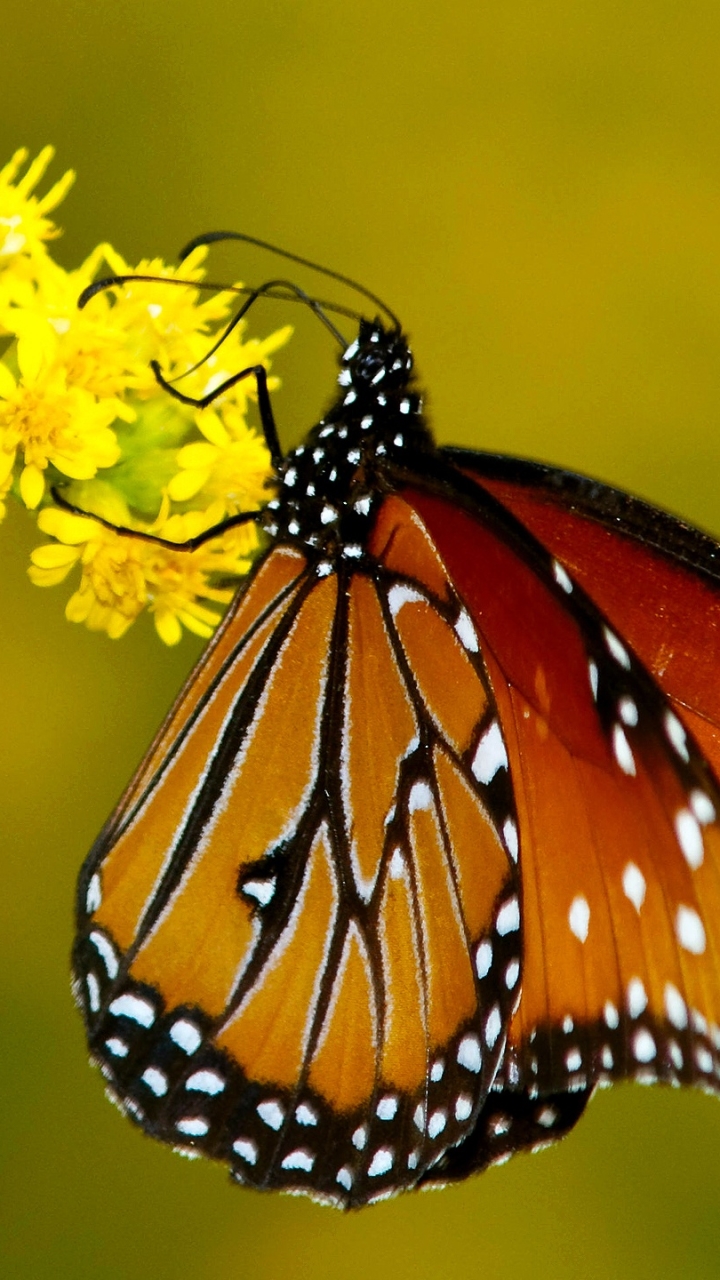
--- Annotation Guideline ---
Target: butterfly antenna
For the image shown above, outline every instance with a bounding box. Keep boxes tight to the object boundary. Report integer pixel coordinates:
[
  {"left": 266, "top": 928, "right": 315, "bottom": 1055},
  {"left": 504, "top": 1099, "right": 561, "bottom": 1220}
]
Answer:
[{"left": 179, "top": 230, "right": 402, "bottom": 333}]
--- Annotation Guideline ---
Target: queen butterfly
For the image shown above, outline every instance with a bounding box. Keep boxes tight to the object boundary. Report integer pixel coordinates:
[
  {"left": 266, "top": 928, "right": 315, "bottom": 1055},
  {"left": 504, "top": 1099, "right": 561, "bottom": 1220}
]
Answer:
[{"left": 72, "top": 236, "right": 720, "bottom": 1209}]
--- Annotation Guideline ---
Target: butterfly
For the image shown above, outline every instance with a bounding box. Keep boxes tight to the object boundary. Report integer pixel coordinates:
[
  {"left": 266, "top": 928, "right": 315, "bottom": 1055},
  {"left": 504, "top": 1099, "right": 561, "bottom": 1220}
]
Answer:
[{"left": 72, "top": 235, "right": 720, "bottom": 1209}]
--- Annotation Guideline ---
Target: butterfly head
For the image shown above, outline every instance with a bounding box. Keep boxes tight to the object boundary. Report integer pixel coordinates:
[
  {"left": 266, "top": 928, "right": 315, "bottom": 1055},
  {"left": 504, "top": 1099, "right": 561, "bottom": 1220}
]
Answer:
[{"left": 338, "top": 318, "right": 414, "bottom": 395}]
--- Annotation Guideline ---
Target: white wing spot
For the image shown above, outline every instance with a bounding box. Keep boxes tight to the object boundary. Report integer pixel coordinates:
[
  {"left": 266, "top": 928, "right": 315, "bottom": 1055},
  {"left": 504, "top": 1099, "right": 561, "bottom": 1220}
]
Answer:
[
  {"left": 484, "top": 1006, "right": 502, "bottom": 1049},
  {"left": 490, "top": 1114, "right": 511, "bottom": 1136},
  {"left": 612, "top": 724, "right": 636, "bottom": 776},
  {"left": 141, "top": 1067, "right": 168, "bottom": 1097},
  {"left": 368, "top": 1148, "right": 394, "bottom": 1177},
  {"left": 430, "top": 1059, "right": 444, "bottom": 1083},
  {"left": 388, "top": 583, "right": 424, "bottom": 618},
  {"left": 169, "top": 1020, "right": 202, "bottom": 1054},
  {"left": 242, "top": 878, "right": 276, "bottom": 906},
  {"left": 472, "top": 721, "right": 508, "bottom": 785},
  {"left": 565, "top": 1048, "right": 582, "bottom": 1072},
  {"left": 186, "top": 1070, "right": 225, "bottom": 1095},
  {"left": 633, "top": 1029, "right": 656, "bottom": 1063},
  {"left": 89, "top": 931, "right": 119, "bottom": 979},
  {"left": 475, "top": 940, "right": 493, "bottom": 979},
  {"left": 502, "top": 817, "right": 519, "bottom": 862},
  {"left": 455, "top": 1094, "right": 473, "bottom": 1122},
  {"left": 664, "top": 710, "right": 689, "bottom": 762},
  {"left": 664, "top": 983, "right": 688, "bottom": 1031},
  {"left": 537, "top": 1106, "right": 558, "bottom": 1127},
  {"left": 568, "top": 895, "right": 590, "bottom": 943},
  {"left": 676, "top": 905, "right": 706, "bottom": 954},
  {"left": 454, "top": 609, "right": 479, "bottom": 651},
  {"left": 232, "top": 1138, "right": 258, "bottom": 1165},
  {"left": 562, "top": 1015, "right": 574, "bottom": 1034},
  {"left": 627, "top": 977, "right": 648, "bottom": 1018},
  {"left": 109, "top": 994, "right": 155, "bottom": 1027},
  {"left": 669, "top": 1040, "right": 684, "bottom": 1070},
  {"left": 622, "top": 862, "right": 646, "bottom": 912},
  {"left": 604, "top": 1000, "right": 619, "bottom": 1029},
  {"left": 618, "top": 696, "right": 639, "bottom": 726},
  {"left": 408, "top": 781, "right": 433, "bottom": 813},
  {"left": 413, "top": 1104, "right": 425, "bottom": 1132},
  {"left": 176, "top": 1117, "right": 209, "bottom": 1137},
  {"left": 552, "top": 560, "right": 573, "bottom": 593},
  {"left": 428, "top": 1110, "right": 447, "bottom": 1139},
  {"left": 376, "top": 1095, "right": 398, "bottom": 1121},
  {"left": 505, "top": 960, "right": 520, "bottom": 990},
  {"left": 296, "top": 1103, "right": 318, "bottom": 1126},
  {"left": 601, "top": 1045, "right": 614, "bottom": 1070},
  {"left": 588, "top": 660, "right": 599, "bottom": 700},
  {"left": 388, "top": 847, "right": 405, "bottom": 879},
  {"left": 496, "top": 896, "right": 520, "bottom": 935},
  {"left": 320, "top": 505, "right": 338, "bottom": 525},
  {"left": 695, "top": 1045, "right": 714, "bottom": 1074},
  {"left": 105, "top": 1037, "right": 128, "bottom": 1058},
  {"left": 86, "top": 874, "right": 102, "bottom": 913},
  {"left": 86, "top": 973, "right": 100, "bottom": 1013},
  {"left": 282, "top": 1149, "right": 314, "bottom": 1172},
  {"left": 458, "top": 1033, "right": 483, "bottom": 1071},
  {"left": 690, "top": 789, "right": 716, "bottom": 825},
  {"left": 604, "top": 627, "right": 631, "bottom": 669},
  {"left": 352, "top": 1125, "right": 368, "bottom": 1149},
  {"left": 257, "top": 1100, "right": 284, "bottom": 1130},
  {"left": 675, "top": 809, "right": 704, "bottom": 869},
  {"left": 336, "top": 1166, "right": 353, "bottom": 1190}
]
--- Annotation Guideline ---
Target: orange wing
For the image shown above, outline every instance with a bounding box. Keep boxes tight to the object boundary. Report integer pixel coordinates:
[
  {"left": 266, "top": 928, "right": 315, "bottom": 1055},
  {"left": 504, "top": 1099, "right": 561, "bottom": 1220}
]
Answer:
[
  {"left": 386, "top": 479, "right": 720, "bottom": 1181},
  {"left": 73, "top": 531, "right": 520, "bottom": 1207}
]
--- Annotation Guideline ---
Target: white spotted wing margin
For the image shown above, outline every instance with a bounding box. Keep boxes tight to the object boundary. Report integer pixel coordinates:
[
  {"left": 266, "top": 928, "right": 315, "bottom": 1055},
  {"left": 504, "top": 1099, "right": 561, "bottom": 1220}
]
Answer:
[{"left": 72, "top": 553, "right": 524, "bottom": 1209}]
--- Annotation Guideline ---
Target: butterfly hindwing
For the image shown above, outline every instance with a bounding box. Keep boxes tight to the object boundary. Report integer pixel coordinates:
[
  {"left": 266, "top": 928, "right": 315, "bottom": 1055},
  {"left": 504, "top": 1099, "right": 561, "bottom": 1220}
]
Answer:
[{"left": 400, "top": 478, "right": 720, "bottom": 1116}]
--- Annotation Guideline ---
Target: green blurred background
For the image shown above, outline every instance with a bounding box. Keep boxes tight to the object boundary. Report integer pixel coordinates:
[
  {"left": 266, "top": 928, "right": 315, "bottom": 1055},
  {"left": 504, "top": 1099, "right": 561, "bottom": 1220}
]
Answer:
[{"left": 2, "top": 1, "right": 720, "bottom": 1276}]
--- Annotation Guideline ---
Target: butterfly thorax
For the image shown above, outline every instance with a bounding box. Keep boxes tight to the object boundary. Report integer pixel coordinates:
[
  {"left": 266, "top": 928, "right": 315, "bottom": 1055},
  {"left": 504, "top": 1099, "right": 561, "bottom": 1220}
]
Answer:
[{"left": 261, "top": 319, "right": 434, "bottom": 562}]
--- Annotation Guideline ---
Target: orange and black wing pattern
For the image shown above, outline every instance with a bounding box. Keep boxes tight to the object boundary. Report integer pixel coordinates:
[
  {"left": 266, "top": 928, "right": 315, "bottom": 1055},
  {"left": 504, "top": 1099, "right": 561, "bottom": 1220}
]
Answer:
[
  {"left": 73, "top": 518, "right": 522, "bottom": 1207},
  {"left": 73, "top": 316, "right": 720, "bottom": 1205},
  {"left": 404, "top": 468, "right": 720, "bottom": 1182}
]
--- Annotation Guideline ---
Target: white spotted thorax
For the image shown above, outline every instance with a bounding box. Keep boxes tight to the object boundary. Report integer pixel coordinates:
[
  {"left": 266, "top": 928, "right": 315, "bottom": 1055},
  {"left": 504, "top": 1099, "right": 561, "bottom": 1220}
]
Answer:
[{"left": 261, "top": 320, "right": 433, "bottom": 562}]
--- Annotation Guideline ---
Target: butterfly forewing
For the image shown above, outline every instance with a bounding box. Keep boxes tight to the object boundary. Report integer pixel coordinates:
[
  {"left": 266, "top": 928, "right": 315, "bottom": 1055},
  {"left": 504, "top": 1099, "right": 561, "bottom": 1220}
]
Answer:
[{"left": 74, "top": 492, "right": 522, "bottom": 1206}]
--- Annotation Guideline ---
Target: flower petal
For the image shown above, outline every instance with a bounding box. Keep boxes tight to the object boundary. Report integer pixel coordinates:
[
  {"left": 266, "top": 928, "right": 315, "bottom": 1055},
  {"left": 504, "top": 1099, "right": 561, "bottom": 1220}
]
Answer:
[{"left": 20, "top": 464, "right": 45, "bottom": 508}]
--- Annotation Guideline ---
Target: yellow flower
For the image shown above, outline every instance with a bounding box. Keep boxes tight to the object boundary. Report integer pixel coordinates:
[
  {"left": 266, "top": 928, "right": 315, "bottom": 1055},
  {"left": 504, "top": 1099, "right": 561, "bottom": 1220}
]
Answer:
[
  {"left": 168, "top": 403, "right": 274, "bottom": 514},
  {"left": 0, "top": 246, "right": 139, "bottom": 401},
  {"left": 29, "top": 502, "right": 261, "bottom": 644},
  {"left": 0, "top": 145, "right": 292, "bottom": 638},
  {"left": 0, "top": 358, "right": 122, "bottom": 509},
  {"left": 0, "top": 147, "right": 74, "bottom": 263}
]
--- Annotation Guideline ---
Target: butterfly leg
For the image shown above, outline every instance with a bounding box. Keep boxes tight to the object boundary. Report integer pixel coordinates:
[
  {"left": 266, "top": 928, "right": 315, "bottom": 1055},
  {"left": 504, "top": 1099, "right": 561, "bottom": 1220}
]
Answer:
[{"left": 149, "top": 359, "right": 283, "bottom": 471}]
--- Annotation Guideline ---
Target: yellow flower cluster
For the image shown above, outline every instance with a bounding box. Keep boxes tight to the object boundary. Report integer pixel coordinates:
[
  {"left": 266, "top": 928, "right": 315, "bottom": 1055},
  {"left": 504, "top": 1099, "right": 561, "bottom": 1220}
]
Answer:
[{"left": 0, "top": 147, "right": 291, "bottom": 642}]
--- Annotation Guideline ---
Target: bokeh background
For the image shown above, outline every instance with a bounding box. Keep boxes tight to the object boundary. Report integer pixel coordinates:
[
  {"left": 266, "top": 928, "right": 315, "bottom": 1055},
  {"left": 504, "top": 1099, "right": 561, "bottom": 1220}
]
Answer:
[{"left": 2, "top": 2, "right": 720, "bottom": 1276}]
